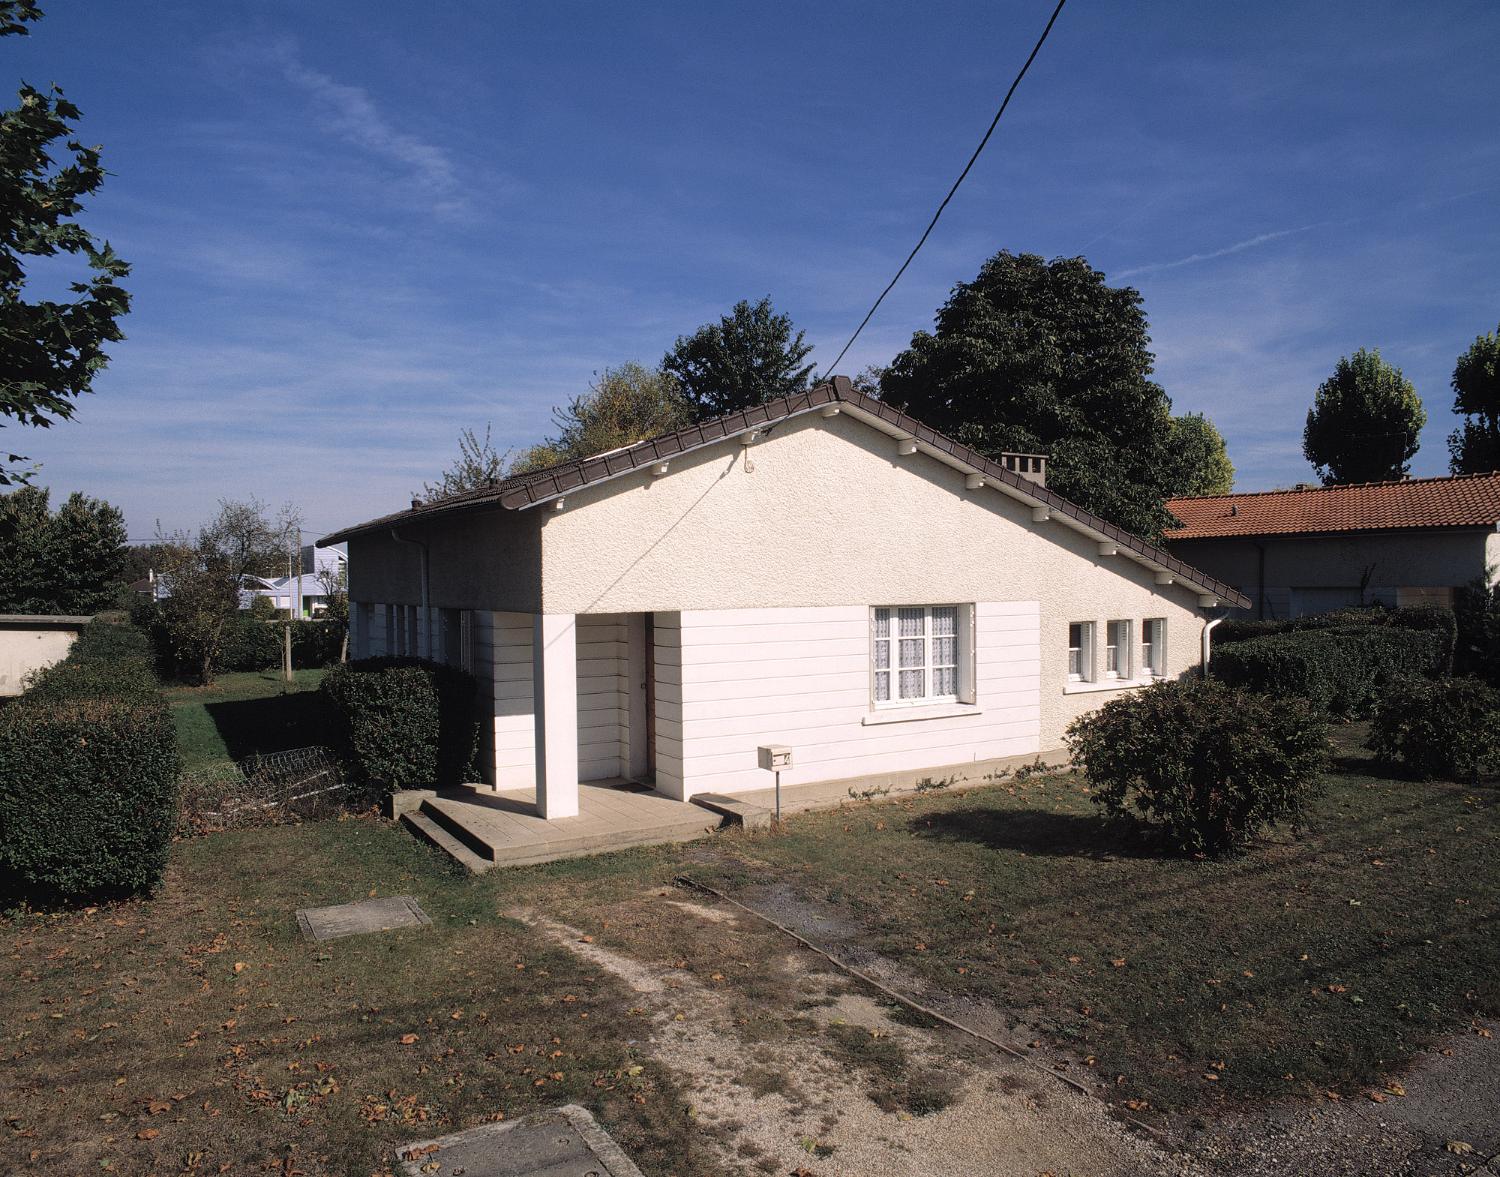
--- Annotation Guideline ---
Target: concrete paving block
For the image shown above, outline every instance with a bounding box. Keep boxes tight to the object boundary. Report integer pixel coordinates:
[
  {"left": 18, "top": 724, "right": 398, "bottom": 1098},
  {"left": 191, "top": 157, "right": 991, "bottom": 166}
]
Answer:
[
  {"left": 295, "top": 895, "right": 432, "bottom": 941},
  {"left": 397, "top": 1104, "right": 645, "bottom": 1177}
]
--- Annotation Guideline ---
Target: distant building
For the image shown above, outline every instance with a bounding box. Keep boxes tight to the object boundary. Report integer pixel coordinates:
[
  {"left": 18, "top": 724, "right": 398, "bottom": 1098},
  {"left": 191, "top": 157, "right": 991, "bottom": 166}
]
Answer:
[
  {"left": 241, "top": 544, "right": 347, "bottom": 617},
  {"left": 1165, "top": 472, "right": 1500, "bottom": 619}
]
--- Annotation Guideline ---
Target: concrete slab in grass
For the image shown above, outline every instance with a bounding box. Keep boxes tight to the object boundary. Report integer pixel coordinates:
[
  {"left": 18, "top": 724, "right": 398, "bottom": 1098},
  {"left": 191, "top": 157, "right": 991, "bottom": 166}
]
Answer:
[
  {"left": 397, "top": 1104, "right": 645, "bottom": 1177},
  {"left": 295, "top": 895, "right": 432, "bottom": 942}
]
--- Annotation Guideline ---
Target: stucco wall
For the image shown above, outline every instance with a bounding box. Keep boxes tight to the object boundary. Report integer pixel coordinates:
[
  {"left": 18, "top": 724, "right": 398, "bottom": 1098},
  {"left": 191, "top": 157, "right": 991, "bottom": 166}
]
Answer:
[
  {"left": 1167, "top": 529, "right": 1495, "bottom": 619},
  {"left": 538, "top": 411, "right": 1209, "bottom": 749}
]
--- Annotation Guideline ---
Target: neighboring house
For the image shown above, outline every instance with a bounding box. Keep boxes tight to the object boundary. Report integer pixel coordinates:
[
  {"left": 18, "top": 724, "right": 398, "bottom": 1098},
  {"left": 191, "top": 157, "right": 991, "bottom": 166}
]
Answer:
[
  {"left": 319, "top": 376, "right": 1246, "bottom": 821},
  {"left": 240, "top": 546, "right": 348, "bottom": 617},
  {"left": 0, "top": 614, "right": 91, "bottom": 697},
  {"left": 1165, "top": 472, "right": 1500, "bottom": 620}
]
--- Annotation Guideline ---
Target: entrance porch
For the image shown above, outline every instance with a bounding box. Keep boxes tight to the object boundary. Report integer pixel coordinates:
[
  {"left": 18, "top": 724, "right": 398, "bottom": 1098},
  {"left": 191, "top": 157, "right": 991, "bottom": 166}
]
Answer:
[{"left": 400, "top": 780, "right": 719, "bottom": 871}]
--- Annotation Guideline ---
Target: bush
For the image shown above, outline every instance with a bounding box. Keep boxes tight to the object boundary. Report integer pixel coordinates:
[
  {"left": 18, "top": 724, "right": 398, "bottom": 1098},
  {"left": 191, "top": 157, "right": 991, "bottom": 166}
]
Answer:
[
  {"left": 1454, "top": 581, "right": 1500, "bottom": 685},
  {"left": 291, "top": 618, "right": 344, "bottom": 669},
  {"left": 217, "top": 616, "right": 282, "bottom": 672},
  {"left": 1212, "top": 624, "right": 1449, "bottom": 718},
  {"left": 0, "top": 695, "right": 179, "bottom": 896},
  {"left": 0, "top": 619, "right": 179, "bottom": 899},
  {"left": 22, "top": 618, "right": 160, "bottom": 702},
  {"left": 322, "top": 657, "right": 478, "bottom": 794},
  {"left": 1066, "top": 678, "right": 1327, "bottom": 856},
  {"left": 1367, "top": 677, "right": 1500, "bottom": 781}
]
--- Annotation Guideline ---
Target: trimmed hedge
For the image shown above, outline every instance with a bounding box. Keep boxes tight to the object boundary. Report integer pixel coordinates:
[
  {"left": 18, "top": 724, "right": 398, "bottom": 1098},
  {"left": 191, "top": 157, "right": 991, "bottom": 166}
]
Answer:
[
  {"left": 1367, "top": 677, "right": 1500, "bottom": 781},
  {"left": 0, "top": 619, "right": 180, "bottom": 899},
  {"left": 1216, "top": 604, "right": 1457, "bottom": 657},
  {"left": 321, "top": 657, "right": 479, "bottom": 794},
  {"left": 0, "top": 694, "right": 178, "bottom": 895},
  {"left": 1212, "top": 624, "right": 1450, "bottom": 718},
  {"left": 1066, "top": 678, "right": 1327, "bottom": 856}
]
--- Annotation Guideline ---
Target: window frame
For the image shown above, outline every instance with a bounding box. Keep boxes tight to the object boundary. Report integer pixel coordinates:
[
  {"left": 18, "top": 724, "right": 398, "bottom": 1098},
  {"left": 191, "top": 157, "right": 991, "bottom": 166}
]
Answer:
[
  {"left": 1141, "top": 617, "right": 1166, "bottom": 678},
  {"left": 1067, "top": 621, "right": 1095, "bottom": 683},
  {"left": 871, "top": 604, "right": 964, "bottom": 709}
]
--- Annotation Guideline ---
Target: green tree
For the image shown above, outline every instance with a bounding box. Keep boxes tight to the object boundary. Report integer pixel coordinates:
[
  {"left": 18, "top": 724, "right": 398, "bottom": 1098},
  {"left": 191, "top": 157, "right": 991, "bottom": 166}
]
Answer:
[
  {"left": 155, "top": 499, "right": 298, "bottom": 684},
  {"left": 662, "top": 297, "right": 814, "bottom": 420},
  {"left": 1447, "top": 323, "right": 1500, "bottom": 475},
  {"left": 1, "top": 2, "right": 131, "bottom": 484},
  {"left": 880, "top": 251, "right": 1177, "bottom": 540},
  {"left": 0, "top": 483, "right": 124, "bottom": 612},
  {"left": 545, "top": 362, "right": 689, "bottom": 460},
  {"left": 1302, "top": 348, "right": 1425, "bottom": 486},
  {"left": 422, "top": 364, "right": 692, "bottom": 492},
  {"left": 1164, "top": 412, "right": 1235, "bottom": 497}
]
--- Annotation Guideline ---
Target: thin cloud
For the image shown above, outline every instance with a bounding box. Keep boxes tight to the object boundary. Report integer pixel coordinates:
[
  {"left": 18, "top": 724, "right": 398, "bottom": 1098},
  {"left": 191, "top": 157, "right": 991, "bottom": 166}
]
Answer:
[
  {"left": 1116, "top": 223, "right": 1326, "bottom": 279},
  {"left": 268, "top": 44, "right": 466, "bottom": 216}
]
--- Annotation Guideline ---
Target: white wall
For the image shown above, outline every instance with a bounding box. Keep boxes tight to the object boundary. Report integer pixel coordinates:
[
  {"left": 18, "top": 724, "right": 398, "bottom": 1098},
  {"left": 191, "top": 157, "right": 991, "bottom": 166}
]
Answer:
[
  {"left": 577, "top": 613, "right": 629, "bottom": 781},
  {"left": 0, "top": 624, "right": 83, "bottom": 696},
  {"left": 655, "top": 604, "right": 1041, "bottom": 799},
  {"left": 489, "top": 610, "right": 537, "bottom": 789}
]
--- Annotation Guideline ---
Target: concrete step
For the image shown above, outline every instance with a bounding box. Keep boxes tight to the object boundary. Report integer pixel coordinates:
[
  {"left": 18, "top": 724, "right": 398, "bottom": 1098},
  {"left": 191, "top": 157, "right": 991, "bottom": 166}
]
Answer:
[
  {"left": 420, "top": 798, "right": 499, "bottom": 861},
  {"left": 691, "top": 792, "right": 773, "bottom": 830},
  {"left": 401, "top": 811, "right": 492, "bottom": 874}
]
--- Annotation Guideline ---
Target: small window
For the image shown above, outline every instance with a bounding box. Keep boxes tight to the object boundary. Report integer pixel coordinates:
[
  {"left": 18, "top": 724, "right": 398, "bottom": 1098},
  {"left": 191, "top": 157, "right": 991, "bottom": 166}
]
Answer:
[
  {"left": 441, "top": 608, "right": 471, "bottom": 671},
  {"left": 1142, "top": 618, "right": 1165, "bottom": 677},
  {"left": 1105, "top": 620, "right": 1132, "bottom": 679},
  {"left": 873, "top": 605, "right": 960, "bottom": 706},
  {"left": 1068, "top": 622, "right": 1095, "bottom": 682}
]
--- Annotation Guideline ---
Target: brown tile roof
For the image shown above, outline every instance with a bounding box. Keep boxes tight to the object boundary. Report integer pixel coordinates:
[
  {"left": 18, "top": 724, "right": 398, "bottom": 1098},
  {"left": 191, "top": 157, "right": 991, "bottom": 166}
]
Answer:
[
  {"left": 321, "top": 377, "right": 1249, "bottom": 607},
  {"left": 1166, "top": 471, "right": 1500, "bottom": 540}
]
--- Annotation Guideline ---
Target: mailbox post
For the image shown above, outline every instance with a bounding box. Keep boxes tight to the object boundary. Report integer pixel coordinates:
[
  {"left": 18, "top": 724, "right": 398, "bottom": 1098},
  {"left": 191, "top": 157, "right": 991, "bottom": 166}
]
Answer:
[{"left": 757, "top": 744, "right": 792, "bottom": 824}]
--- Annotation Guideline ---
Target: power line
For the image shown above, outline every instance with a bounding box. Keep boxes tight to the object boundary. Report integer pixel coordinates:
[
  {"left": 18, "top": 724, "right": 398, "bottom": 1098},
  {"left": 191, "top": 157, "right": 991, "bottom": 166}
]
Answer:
[{"left": 825, "top": 0, "right": 1068, "bottom": 377}]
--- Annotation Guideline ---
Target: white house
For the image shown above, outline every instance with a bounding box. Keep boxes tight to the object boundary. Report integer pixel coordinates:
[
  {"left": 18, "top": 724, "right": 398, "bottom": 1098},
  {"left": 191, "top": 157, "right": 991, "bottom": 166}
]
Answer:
[
  {"left": 240, "top": 545, "right": 347, "bottom": 616},
  {"left": 320, "top": 377, "right": 1247, "bottom": 824}
]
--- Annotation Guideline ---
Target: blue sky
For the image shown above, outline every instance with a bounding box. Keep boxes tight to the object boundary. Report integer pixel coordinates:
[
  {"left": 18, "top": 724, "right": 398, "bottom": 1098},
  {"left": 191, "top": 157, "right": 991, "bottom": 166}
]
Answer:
[{"left": 8, "top": 1, "right": 1499, "bottom": 539}]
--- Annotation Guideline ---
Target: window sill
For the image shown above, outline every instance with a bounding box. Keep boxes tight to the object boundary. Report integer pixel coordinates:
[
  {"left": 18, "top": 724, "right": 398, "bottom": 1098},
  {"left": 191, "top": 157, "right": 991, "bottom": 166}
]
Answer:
[
  {"left": 1063, "top": 677, "right": 1159, "bottom": 696},
  {"left": 862, "top": 702, "right": 984, "bottom": 726}
]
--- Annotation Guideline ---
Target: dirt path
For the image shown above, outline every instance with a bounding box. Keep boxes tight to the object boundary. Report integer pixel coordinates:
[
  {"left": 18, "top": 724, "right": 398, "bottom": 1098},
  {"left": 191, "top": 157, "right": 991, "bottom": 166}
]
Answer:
[
  {"left": 513, "top": 897, "right": 1199, "bottom": 1177},
  {"left": 690, "top": 872, "right": 1500, "bottom": 1177}
]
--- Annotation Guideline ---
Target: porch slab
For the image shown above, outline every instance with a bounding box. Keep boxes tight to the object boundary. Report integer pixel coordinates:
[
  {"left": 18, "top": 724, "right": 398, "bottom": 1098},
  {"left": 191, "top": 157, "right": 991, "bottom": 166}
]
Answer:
[
  {"left": 397, "top": 1104, "right": 644, "bottom": 1177},
  {"left": 418, "top": 781, "right": 722, "bottom": 869}
]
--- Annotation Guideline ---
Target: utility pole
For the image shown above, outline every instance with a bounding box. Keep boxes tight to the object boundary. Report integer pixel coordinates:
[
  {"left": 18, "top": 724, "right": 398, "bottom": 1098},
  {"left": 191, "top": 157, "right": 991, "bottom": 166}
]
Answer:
[{"left": 282, "top": 527, "right": 295, "bottom": 683}]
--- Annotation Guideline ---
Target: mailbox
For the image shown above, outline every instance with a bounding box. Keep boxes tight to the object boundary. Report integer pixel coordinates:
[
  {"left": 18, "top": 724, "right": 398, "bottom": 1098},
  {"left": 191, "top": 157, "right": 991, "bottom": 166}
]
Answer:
[{"left": 757, "top": 744, "right": 792, "bottom": 772}]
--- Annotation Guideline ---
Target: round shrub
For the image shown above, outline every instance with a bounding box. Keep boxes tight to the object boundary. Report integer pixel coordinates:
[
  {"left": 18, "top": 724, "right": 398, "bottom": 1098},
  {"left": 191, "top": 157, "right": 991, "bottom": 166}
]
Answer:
[
  {"left": 217, "top": 616, "right": 282, "bottom": 672},
  {"left": 322, "top": 657, "right": 478, "bottom": 794},
  {"left": 1366, "top": 677, "right": 1500, "bottom": 781},
  {"left": 1066, "top": 678, "right": 1328, "bottom": 856}
]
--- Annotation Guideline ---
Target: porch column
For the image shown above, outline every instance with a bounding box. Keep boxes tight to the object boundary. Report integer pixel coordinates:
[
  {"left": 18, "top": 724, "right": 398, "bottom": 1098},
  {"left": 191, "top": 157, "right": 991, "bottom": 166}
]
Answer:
[{"left": 532, "top": 613, "right": 579, "bottom": 819}]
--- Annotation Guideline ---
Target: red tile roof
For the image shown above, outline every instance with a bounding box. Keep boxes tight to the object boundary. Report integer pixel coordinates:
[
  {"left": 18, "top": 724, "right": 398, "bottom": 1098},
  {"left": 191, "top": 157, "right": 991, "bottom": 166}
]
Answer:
[{"left": 1166, "top": 471, "right": 1500, "bottom": 540}]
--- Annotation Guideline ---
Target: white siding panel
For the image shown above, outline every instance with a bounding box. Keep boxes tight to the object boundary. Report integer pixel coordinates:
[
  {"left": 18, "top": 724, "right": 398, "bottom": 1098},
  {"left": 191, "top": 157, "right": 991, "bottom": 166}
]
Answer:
[
  {"left": 576, "top": 614, "right": 628, "bottom": 781},
  {"left": 674, "top": 603, "right": 1041, "bottom": 797},
  {"left": 652, "top": 613, "right": 685, "bottom": 798},
  {"left": 490, "top": 611, "right": 535, "bottom": 788}
]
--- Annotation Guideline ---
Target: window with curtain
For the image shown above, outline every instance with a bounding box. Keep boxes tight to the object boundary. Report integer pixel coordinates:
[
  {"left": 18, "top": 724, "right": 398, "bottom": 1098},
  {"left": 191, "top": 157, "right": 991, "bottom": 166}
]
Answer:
[
  {"left": 1105, "top": 619, "right": 1132, "bottom": 679},
  {"left": 872, "top": 605, "right": 960, "bottom": 705},
  {"left": 1068, "top": 621, "right": 1094, "bottom": 682}
]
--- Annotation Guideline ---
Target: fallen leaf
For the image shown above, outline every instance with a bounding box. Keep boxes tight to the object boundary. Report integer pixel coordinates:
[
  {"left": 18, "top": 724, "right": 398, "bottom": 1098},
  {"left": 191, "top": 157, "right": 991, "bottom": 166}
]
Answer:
[
  {"left": 1111, "top": 959, "right": 1127, "bottom": 968},
  {"left": 1364, "top": 1090, "right": 1387, "bottom": 1103},
  {"left": 399, "top": 1034, "right": 419, "bottom": 1046},
  {"left": 232, "top": 962, "right": 247, "bottom": 974},
  {"left": 135, "top": 1128, "right": 158, "bottom": 1141},
  {"left": 1446, "top": 1140, "right": 1474, "bottom": 1156}
]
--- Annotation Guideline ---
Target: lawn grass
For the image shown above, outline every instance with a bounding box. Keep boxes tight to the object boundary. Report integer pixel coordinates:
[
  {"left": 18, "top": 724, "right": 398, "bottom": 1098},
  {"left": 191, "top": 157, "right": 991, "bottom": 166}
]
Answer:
[
  {"left": 694, "top": 725, "right": 1500, "bottom": 1119},
  {"left": 0, "top": 818, "right": 716, "bottom": 1176},
  {"left": 166, "top": 669, "right": 330, "bottom": 771}
]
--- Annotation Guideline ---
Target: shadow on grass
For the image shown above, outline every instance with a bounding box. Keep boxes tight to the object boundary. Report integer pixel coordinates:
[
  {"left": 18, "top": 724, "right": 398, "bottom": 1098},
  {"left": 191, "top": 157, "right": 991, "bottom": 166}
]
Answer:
[
  {"left": 910, "top": 804, "right": 1166, "bottom": 859},
  {"left": 203, "top": 690, "right": 333, "bottom": 762}
]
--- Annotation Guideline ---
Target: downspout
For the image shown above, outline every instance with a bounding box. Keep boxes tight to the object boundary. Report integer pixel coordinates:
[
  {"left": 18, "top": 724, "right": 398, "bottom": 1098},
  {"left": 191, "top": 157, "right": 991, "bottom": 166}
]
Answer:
[
  {"left": 1201, "top": 608, "right": 1230, "bottom": 678},
  {"left": 390, "top": 524, "right": 430, "bottom": 655}
]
